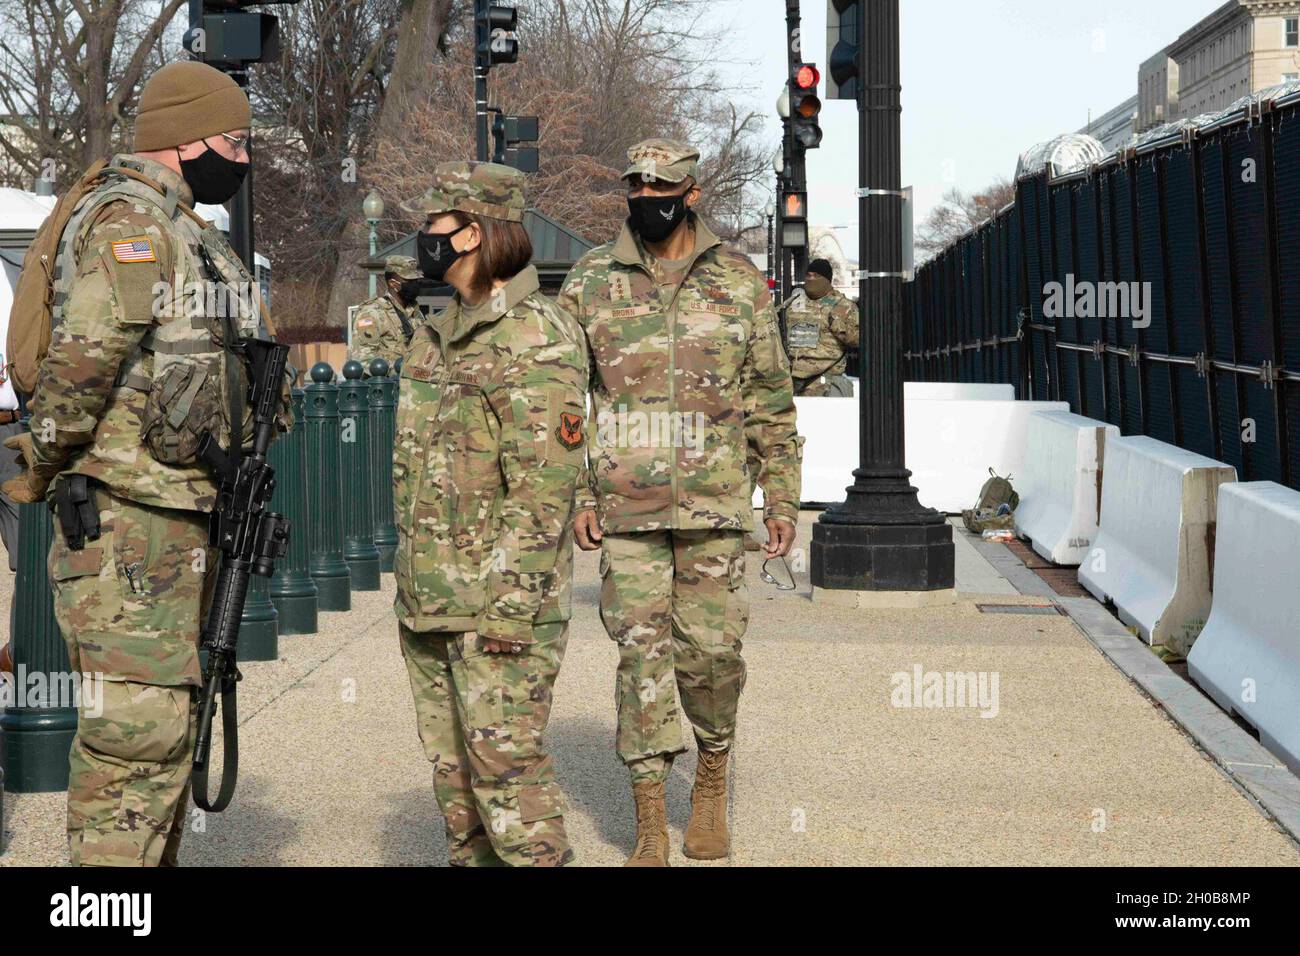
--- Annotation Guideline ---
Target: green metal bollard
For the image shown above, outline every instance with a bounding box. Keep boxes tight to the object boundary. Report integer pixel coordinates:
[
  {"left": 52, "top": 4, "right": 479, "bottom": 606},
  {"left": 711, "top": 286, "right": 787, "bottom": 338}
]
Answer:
[
  {"left": 338, "top": 360, "right": 381, "bottom": 590},
  {"left": 305, "top": 363, "right": 351, "bottom": 611},
  {"left": 238, "top": 575, "right": 278, "bottom": 661},
  {"left": 0, "top": 499, "right": 77, "bottom": 792},
  {"left": 369, "top": 357, "right": 398, "bottom": 572},
  {"left": 270, "top": 388, "right": 318, "bottom": 634}
]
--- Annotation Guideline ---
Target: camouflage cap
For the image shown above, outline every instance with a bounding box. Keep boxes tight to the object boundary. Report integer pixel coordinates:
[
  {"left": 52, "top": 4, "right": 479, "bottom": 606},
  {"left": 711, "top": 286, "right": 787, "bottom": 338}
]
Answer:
[
  {"left": 621, "top": 137, "right": 700, "bottom": 184},
  {"left": 384, "top": 255, "right": 421, "bottom": 280},
  {"left": 400, "top": 161, "right": 526, "bottom": 223}
]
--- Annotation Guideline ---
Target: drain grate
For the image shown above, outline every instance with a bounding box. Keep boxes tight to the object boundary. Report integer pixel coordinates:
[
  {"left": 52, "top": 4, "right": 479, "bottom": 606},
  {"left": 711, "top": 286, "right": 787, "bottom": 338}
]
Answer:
[{"left": 976, "top": 603, "right": 1065, "bottom": 616}]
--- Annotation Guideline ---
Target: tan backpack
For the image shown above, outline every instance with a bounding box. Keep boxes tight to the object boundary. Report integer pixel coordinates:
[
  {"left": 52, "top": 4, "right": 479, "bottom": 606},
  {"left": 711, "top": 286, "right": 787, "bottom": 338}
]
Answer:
[
  {"left": 4, "top": 159, "right": 255, "bottom": 396},
  {"left": 6, "top": 160, "right": 113, "bottom": 395}
]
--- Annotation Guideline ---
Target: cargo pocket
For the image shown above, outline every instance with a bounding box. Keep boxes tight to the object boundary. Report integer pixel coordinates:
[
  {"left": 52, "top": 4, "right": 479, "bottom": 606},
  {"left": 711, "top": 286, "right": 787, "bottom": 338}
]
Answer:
[
  {"left": 49, "top": 543, "right": 116, "bottom": 675},
  {"left": 518, "top": 780, "right": 565, "bottom": 823},
  {"left": 79, "top": 679, "right": 189, "bottom": 763}
]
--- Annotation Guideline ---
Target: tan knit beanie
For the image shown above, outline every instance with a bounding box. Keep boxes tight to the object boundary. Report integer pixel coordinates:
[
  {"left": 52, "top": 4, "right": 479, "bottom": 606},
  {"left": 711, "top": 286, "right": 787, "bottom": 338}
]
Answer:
[{"left": 133, "top": 61, "right": 251, "bottom": 152}]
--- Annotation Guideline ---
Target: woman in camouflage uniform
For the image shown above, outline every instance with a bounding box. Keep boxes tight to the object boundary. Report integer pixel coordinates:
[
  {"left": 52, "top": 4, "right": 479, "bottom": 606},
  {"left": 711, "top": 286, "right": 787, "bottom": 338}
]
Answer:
[{"left": 392, "top": 162, "right": 586, "bottom": 867}]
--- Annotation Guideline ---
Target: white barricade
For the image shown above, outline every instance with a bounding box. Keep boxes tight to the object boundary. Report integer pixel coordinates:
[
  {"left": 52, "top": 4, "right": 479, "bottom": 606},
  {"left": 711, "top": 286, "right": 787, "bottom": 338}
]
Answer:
[
  {"left": 903, "top": 399, "right": 1070, "bottom": 513},
  {"left": 1077, "top": 436, "right": 1236, "bottom": 655},
  {"left": 775, "top": 397, "right": 1069, "bottom": 510},
  {"left": 1013, "top": 411, "right": 1119, "bottom": 565},
  {"left": 1187, "top": 481, "right": 1300, "bottom": 773},
  {"left": 905, "top": 382, "right": 1015, "bottom": 401}
]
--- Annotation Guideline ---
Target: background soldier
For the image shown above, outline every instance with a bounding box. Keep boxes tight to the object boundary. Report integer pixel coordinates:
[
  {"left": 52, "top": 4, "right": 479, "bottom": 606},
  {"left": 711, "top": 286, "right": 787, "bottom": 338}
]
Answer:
[
  {"left": 393, "top": 162, "right": 585, "bottom": 867},
  {"left": 351, "top": 254, "right": 423, "bottom": 370},
  {"left": 560, "top": 138, "right": 802, "bottom": 866},
  {"left": 786, "top": 258, "right": 859, "bottom": 397},
  {"left": 3, "top": 61, "right": 274, "bottom": 866}
]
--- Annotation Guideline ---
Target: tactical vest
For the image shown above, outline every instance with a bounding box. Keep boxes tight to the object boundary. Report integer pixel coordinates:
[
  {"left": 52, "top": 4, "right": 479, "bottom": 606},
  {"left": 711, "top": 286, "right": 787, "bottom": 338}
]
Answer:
[
  {"left": 51, "top": 157, "right": 262, "bottom": 464},
  {"left": 786, "top": 292, "right": 847, "bottom": 382}
]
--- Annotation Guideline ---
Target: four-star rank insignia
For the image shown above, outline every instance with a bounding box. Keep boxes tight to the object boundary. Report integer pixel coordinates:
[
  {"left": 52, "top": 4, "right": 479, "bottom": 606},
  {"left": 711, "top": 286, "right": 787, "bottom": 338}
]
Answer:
[{"left": 557, "top": 411, "right": 584, "bottom": 450}]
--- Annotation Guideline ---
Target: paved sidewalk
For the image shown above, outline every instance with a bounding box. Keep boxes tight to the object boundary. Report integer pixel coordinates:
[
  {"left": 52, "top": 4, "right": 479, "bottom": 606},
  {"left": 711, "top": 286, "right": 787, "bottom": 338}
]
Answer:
[{"left": 2, "top": 516, "right": 1298, "bottom": 866}]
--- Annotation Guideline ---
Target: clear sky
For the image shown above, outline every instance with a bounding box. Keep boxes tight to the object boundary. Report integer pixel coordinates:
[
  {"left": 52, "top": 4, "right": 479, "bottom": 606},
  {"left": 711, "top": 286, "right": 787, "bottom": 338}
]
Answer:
[{"left": 703, "top": 0, "right": 1229, "bottom": 261}]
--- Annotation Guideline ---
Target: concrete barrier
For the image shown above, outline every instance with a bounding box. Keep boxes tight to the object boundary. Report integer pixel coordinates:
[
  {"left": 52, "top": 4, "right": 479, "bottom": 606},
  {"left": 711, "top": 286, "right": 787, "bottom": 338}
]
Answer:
[
  {"left": 1187, "top": 482, "right": 1300, "bottom": 773},
  {"left": 1077, "top": 436, "right": 1236, "bottom": 656},
  {"left": 1013, "top": 411, "right": 1119, "bottom": 565},
  {"left": 904, "top": 399, "right": 1070, "bottom": 513},
  {"left": 905, "top": 382, "right": 1015, "bottom": 401},
  {"left": 771, "top": 396, "right": 1069, "bottom": 510}
]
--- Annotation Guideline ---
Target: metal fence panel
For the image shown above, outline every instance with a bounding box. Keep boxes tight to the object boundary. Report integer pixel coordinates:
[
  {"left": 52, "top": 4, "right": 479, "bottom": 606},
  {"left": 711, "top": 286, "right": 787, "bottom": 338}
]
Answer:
[{"left": 906, "top": 99, "right": 1299, "bottom": 492}]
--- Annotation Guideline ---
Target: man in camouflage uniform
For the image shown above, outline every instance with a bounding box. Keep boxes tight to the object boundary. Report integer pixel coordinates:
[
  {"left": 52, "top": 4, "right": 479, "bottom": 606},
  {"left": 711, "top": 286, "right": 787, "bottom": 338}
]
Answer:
[
  {"left": 560, "top": 138, "right": 802, "bottom": 866},
  {"left": 3, "top": 61, "right": 279, "bottom": 866},
  {"left": 394, "top": 162, "right": 586, "bottom": 867},
  {"left": 787, "top": 259, "right": 859, "bottom": 397},
  {"left": 351, "top": 254, "right": 422, "bottom": 370}
]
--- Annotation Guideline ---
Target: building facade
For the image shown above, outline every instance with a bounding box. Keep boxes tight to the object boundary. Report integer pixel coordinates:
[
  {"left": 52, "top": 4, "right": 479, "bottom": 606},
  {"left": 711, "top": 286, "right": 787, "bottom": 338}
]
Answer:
[
  {"left": 1079, "top": 95, "right": 1139, "bottom": 153},
  {"left": 1138, "top": 0, "right": 1300, "bottom": 134}
]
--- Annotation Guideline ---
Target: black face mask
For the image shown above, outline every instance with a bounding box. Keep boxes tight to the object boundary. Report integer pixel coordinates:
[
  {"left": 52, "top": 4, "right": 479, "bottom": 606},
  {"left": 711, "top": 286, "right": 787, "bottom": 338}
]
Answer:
[
  {"left": 417, "top": 225, "right": 470, "bottom": 281},
  {"left": 178, "top": 139, "right": 249, "bottom": 205},
  {"left": 396, "top": 279, "right": 424, "bottom": 302},
  {"left": 627, "top": 192, "right": 689, "bottom": 243}
]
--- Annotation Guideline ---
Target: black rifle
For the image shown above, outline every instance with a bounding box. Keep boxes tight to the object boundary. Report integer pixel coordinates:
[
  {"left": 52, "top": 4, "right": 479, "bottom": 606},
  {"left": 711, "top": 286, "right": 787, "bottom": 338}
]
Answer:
[{"left": 192, "top": 338, "right": 291, "bottom": 812}]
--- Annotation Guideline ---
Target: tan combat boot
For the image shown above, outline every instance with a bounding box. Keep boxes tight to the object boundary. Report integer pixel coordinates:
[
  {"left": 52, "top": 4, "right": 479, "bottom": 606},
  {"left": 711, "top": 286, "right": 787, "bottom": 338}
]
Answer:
[
  {"left": 683, "top": 748, "right": 730, "bottom": 860},
  {"left": 625, "top": 781, "right": 670, "bottom": 867}
]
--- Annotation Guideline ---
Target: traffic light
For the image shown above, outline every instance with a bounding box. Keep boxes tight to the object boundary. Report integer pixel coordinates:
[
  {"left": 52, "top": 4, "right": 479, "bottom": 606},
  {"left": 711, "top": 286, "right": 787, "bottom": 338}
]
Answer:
[
  {"left": 184, "top": 0, "right": 297, "bottom": 68},
  {"left": 492, "top": 112, "right": 540, "bottom": 173},
  {"left": 827, "top": 0, "right": 861, "bottom": 100},
  {"left": 789, "top": 62, "right": 823, "bottom": 149},
  {"left": 477, "top": 2, "right": 519, "bottom": 67},
  {"left": 781, "top": 190, "right": 808, "bottom": 249}
]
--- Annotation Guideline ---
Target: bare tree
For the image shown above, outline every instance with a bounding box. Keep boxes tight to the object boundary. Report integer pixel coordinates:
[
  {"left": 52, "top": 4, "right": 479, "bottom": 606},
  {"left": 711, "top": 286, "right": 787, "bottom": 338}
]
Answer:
[
  {"left": 914, "top": 176, "right": 1017, "bottom": 261},
  {"left": 249, "top": 0, "right": 410, "bottom": 325},
  {"left": 321, "top": 0, "right": 458, "bottom": 323},
  {"left": 0, "top": 0, "right": 186, "bottom": 186},
  {"left": 326, "top": 0, "right": 773, "bottom": 322}
]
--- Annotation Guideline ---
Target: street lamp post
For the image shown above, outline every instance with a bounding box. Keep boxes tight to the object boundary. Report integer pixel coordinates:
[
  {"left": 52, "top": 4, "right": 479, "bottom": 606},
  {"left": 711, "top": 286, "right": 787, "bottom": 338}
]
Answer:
[
  {"left": 809, "top": 0, "right": 955, "bottom": 600},
  {"left": 765, "top": 200, "right": 776, "bottom": 287},
  {"left": 772, "top": 153, "right": 785, "bottom": 305},
  {"left": 363, "top": 190, "right": 384, "bottom": 299},
  {"left": 775, "top": 88, "right": 793, "bottom": 306}
]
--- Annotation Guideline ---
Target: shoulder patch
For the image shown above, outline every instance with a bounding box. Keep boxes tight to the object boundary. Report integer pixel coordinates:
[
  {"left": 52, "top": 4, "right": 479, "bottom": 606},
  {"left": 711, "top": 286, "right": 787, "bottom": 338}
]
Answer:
[
  {"left": 110, "top": 237, "right": 156, "bottom": 263},
  {"left": 556, "top": 411, "right": 584, "bottom": 450},
  {"left": 356, "top": 316, "right": 375, "bottom": 329}
]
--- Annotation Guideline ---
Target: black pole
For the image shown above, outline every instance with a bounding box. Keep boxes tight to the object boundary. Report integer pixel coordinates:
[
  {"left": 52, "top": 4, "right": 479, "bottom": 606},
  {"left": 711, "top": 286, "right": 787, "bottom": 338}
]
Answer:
[
  {"left": 475, "top": 0, "right": 490, "bottom": 162},
  {"left": 229, "top": 173, "right": 253, "bottom": 271},
  {"left": 784, "top": 0, "right": 808, "bottom": 289},
  {"left": 809, "top": 0, "right": 953, "bottom": 595},
  {"left": 780, "top": 123, "right": 793, "bottom": 304},
  {"left": 766, "top": 213, "right": 775, "bottom": 285},
  {"left": 774, "top": 167, "right": 785, "bottom": 305}
]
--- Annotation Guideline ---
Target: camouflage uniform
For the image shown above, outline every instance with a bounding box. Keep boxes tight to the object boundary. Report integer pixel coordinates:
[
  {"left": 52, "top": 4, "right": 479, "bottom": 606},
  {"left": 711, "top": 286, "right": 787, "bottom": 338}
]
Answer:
[
  {"left": 25, "top": 153, "right": 270, "bottom": 866},
  {"left": 558, "top": 139, "right": 802, "bottom": 785},
  {"left": 786, "top": 287, "right": 859, "bottom": 397},
  {"left": 352, "top": 255, "right": 422, "bottom": 371},
  {"left": 393, "top": 162, "right": 585, "bottom": 867}
]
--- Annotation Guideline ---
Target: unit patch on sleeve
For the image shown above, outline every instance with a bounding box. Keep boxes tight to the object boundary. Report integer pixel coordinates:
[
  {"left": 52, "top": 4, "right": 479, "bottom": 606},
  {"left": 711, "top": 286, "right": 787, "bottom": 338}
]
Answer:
[{"left": 556, "top": 411, "right": 585, "bottom": 450}]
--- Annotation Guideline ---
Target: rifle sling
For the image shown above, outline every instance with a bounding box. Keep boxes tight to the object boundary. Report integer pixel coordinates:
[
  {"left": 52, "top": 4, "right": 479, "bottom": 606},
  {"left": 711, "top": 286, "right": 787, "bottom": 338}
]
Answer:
[{"left": 192, "top": 677, "right": 239, "bottom": 813}]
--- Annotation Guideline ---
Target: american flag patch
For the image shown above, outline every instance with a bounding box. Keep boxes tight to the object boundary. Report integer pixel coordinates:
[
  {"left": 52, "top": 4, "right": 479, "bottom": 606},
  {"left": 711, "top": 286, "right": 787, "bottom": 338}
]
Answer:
[{"left": 110, "top": 237, "right": 156, "bottom": 263}]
